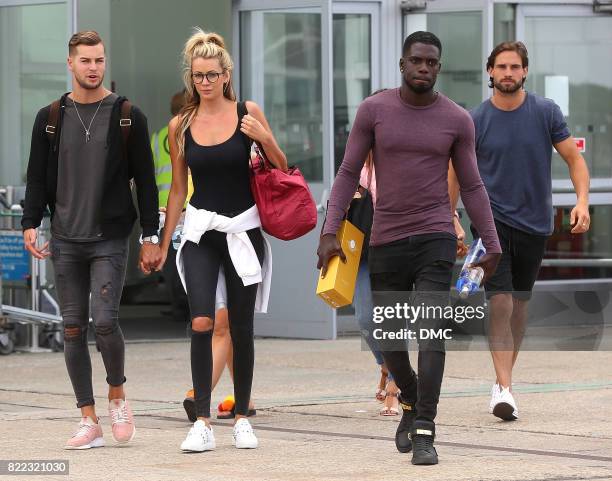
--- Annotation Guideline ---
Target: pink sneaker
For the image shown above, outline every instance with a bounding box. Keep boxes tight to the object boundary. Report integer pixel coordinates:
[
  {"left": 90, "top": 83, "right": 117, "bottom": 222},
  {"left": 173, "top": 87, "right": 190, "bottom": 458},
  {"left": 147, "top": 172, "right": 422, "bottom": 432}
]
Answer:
[
  {"left": 65, "top": 416, "right": 105, "bottom": 450},
  {"left": 108, "top": 399, "right": 136, "bottom": 444}
]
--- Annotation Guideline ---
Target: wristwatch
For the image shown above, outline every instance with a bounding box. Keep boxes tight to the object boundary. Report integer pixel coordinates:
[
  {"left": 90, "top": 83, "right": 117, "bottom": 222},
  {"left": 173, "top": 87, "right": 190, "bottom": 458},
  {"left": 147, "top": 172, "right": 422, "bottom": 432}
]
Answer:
[{"left": 141, "top": 235, "right": 160, "bottom": 245}]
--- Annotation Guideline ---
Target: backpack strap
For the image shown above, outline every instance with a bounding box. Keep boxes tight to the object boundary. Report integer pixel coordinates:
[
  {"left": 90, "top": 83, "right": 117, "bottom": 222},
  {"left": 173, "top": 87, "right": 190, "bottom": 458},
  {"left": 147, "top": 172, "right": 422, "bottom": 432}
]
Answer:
[
  {"left": 45, "top": 100, "right": 61, "bottom": 144},
  {"left": 120, "top": 100, "right": 132, "bottom": 159}
]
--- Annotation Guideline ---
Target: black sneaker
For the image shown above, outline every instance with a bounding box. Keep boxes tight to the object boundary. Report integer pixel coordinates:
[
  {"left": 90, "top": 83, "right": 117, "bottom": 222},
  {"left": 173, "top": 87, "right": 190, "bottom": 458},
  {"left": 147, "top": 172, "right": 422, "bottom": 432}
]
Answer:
[
  {"left": 395, "top": 397, "right": 416, "bottom": 453},
  {"left": 411, "top": 420, "right": 438, "bottom": 465}
]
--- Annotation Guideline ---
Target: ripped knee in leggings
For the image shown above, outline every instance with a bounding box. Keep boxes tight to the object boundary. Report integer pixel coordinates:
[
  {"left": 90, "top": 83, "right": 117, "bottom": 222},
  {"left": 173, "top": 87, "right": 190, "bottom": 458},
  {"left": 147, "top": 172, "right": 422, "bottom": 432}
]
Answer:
[{"left": 192, "top": 316, "right": 214, "bottom": 333}]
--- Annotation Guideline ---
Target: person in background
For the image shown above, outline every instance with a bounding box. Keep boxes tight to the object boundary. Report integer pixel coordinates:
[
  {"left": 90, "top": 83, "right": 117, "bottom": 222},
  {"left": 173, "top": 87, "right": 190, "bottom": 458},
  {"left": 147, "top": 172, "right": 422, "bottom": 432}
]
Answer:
[{"left": 152, "top": 90, "right": 190, "bottom": 324}]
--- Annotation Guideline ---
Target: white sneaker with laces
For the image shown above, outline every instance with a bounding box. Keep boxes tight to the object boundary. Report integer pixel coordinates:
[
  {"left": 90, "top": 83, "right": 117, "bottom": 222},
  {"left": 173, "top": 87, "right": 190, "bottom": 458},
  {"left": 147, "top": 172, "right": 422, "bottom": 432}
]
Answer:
[
  {"left": 180, "top": 420, "right": 216, "bottom": 452},
  {"left": 233, "top": 418, "right": 258, "bottom": 449},
  {"left": 492, "top": 386, "right": 518, "bottom": 421},
  {"left": 489, "top": 383, "right": 500, "bottom": 414}
]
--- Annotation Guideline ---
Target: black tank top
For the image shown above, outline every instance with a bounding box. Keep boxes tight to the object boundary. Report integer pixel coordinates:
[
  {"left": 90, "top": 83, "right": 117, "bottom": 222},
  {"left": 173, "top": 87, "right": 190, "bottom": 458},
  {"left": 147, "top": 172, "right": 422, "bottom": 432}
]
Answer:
[{"left": 185, "top": 103, "right": 254, "bottom": 214}]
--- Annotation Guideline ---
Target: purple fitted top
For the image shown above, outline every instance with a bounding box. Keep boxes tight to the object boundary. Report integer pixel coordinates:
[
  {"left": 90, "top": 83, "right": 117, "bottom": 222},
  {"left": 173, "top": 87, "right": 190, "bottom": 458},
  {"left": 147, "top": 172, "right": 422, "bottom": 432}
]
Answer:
[{"left": 324, "top": 88, "right": 501, "bottom": 254}]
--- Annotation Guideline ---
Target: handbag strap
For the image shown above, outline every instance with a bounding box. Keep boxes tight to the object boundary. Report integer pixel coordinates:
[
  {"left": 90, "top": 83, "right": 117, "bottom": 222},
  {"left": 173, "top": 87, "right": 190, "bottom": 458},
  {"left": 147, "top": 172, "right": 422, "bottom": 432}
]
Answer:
[
  {"left": 237, "top": 101, "right": 252, "bottom": 153},
  {"left": 237, "top": 101, "right": 273, "bottom": 171}
]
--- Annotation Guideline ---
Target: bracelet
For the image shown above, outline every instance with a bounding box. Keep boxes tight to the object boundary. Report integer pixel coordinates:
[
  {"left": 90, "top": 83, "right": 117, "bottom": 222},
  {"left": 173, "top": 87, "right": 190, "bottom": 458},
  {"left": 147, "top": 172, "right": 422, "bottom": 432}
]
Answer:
[{"left": 453, "top": 210, "right": 461, "bottom": 220}]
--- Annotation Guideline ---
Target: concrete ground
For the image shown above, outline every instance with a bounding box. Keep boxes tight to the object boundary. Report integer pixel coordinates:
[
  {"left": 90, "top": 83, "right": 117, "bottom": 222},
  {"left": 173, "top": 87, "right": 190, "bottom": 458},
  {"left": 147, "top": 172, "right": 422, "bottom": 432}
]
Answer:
[{"left": 1, "top": 338, "right": 611, "bottom": 481}]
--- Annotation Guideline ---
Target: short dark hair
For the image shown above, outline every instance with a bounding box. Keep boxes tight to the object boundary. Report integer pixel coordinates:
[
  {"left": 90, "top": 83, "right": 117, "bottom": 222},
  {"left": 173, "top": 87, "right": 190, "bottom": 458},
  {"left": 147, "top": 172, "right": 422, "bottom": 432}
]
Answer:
[
  {"left": 402, "top": 31, "right": 442, "bottom": 57},
  {"left": 68, "top": 31, "right": 104, "bottom": 56},
  {"left": 486, "top": 41, "right": 528, "bottom": 70}
]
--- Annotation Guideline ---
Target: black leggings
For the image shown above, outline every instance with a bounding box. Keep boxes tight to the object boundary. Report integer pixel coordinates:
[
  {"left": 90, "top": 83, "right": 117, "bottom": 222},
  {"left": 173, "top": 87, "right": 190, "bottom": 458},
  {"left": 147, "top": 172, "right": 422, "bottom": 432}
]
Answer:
[{"left": 182, "top": 228, "right": 265, "bottom": 418}]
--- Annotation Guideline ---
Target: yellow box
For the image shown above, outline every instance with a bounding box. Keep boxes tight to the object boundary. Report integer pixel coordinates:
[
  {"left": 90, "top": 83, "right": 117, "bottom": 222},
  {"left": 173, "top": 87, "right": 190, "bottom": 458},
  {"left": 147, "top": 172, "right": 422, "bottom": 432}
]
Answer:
[{"left": 316, "top": 220, "right": 364, "bottom": 308}]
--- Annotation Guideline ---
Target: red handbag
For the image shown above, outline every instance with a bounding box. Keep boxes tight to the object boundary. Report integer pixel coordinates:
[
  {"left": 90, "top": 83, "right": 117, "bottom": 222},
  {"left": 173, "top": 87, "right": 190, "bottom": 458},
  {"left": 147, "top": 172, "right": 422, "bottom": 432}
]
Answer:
[{"left": 249, "top": 143, "right": 317, "bottom": 241}]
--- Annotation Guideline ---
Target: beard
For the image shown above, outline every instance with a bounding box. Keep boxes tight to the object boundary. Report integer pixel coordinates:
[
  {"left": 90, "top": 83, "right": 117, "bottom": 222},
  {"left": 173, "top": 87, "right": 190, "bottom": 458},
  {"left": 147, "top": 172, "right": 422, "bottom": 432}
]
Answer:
[
  {"left": 75, "top": 73, "right": 104, "bottom": 90},
  {"left": 494, "top": 78, "right": 522, "bottom": 93},
  {"left": 407, "top": 81, "right": 434, "bottom": 94}
]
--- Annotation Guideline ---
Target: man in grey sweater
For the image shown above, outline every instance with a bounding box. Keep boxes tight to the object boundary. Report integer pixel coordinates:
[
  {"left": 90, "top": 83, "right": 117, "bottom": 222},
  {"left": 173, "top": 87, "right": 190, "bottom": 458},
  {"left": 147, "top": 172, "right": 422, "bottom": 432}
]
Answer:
[{"left": 317, "top": 31, "right": 501, "bottom": 465}]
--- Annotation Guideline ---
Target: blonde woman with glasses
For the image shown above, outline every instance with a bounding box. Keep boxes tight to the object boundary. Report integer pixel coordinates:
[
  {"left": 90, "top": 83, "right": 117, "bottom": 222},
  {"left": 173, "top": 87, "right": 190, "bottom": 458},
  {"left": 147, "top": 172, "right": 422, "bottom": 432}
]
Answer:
[{"left": 156, "top": 28, "right": 287, "bottom": 452}]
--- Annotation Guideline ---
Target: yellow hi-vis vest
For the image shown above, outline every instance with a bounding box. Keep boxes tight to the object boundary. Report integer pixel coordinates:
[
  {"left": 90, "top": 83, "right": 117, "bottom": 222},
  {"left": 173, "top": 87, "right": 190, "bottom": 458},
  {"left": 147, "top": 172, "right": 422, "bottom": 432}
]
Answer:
[
  {"left": 151, "top": 125, "right": 194, "bottom": 208},
  {"left": 151, "top": 126, "right": 172, "bottom": 208}
]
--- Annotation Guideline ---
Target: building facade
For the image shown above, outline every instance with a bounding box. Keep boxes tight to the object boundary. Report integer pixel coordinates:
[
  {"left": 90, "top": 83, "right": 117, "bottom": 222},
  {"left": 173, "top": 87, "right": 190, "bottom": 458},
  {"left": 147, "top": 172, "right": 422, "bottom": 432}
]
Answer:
[{"left": 1, "top": 0, "right": 611, "bottom": 338}]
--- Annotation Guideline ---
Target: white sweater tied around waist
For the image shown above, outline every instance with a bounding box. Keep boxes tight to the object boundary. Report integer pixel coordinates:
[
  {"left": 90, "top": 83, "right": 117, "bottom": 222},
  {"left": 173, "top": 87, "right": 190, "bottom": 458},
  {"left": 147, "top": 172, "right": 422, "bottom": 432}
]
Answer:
[{"left": 176, "top": 204, "right": 272, "bottom": 313}]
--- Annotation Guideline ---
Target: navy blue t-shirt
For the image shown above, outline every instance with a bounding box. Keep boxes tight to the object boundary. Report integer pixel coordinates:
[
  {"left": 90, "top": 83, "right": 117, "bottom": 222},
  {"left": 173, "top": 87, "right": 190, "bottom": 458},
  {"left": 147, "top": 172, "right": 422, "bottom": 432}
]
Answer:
[{"left": 470, "top": 92, "right": 570, "bottom": 236}]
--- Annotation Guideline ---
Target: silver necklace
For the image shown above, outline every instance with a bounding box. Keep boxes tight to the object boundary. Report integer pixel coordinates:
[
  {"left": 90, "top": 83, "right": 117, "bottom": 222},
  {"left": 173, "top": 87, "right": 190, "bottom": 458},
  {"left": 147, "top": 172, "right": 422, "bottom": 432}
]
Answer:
[{"left": 72, "top": 97, "right": 104, "bottom": 142}]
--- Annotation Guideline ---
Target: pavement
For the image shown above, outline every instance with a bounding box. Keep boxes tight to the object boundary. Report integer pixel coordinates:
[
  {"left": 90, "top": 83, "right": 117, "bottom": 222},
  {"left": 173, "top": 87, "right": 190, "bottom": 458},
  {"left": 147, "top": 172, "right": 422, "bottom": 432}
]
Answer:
[{"left": 1, "top": 336, "right": 611, "bottom": 481}]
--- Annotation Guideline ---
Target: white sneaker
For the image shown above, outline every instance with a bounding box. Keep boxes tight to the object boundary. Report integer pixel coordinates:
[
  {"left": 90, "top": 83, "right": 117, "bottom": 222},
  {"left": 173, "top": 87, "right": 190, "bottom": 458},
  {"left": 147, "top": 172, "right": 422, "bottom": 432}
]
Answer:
[
  {"left": 233, "top": 418, "right": 258, "bottom": 449},
  {"left": 489, "top": 383, "right": 500, "bottom": 414},
  {"left": 492, "top": 386, "right": 518, "bottom": 421},
  {"left": 180, "top": 420, "right": 216, "bottom": 452}
]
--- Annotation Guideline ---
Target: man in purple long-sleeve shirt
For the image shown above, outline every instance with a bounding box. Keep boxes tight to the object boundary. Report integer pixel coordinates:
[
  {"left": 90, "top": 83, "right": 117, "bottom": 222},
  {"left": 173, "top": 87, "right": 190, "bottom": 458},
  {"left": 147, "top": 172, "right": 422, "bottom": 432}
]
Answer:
[{"left": 317, "top": 31, "right": 501, "bottom": 466}]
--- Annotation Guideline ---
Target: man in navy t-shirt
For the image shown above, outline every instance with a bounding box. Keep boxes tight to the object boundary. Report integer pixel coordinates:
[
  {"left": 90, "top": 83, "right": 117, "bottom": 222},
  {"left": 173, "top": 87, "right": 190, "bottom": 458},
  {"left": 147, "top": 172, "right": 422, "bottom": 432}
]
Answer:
[{"left": 463, "top": 41, "right": 590, "bottom": 421}]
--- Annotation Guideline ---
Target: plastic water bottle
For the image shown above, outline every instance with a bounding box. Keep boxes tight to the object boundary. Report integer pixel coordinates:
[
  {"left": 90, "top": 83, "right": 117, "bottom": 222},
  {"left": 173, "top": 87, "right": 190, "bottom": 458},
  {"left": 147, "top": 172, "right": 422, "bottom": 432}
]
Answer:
[
  {"left": 172, "top": 221, "right": 183, "bottom": 250},
  {"left": 456, "top": 238, "right": 486, "bottom": 299}
]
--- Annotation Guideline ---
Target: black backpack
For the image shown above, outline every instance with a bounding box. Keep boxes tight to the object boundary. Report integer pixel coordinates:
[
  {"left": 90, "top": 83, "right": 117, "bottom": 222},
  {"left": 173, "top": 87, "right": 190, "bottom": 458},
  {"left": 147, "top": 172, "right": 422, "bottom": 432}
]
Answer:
[{"left": 44, "top": 97, "right": 132, "bottom": 159}]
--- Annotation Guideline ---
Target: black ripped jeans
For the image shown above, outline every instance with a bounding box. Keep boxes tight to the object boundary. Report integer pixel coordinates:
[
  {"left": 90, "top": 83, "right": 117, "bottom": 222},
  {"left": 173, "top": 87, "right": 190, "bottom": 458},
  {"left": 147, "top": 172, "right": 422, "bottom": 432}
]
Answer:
[{"left": 50, "top": 237, "right": 129, "bottom": 408}]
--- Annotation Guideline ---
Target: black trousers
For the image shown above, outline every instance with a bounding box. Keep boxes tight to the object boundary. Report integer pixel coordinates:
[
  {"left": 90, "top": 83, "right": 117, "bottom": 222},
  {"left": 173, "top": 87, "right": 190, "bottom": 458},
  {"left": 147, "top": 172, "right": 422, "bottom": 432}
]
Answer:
[
  {"left": 369, "top": 234, "right": 455, "bottom": 423},
  {"left": 182, "top": 228, "right": 264, "bottom": 418}
]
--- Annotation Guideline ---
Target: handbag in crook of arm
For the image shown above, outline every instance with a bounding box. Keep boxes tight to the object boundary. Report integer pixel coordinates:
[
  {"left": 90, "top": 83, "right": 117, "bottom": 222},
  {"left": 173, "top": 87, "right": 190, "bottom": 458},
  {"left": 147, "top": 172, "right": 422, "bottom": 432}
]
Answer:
[{"left": 238, "top": 101, "right": 317, "bottom": 241}]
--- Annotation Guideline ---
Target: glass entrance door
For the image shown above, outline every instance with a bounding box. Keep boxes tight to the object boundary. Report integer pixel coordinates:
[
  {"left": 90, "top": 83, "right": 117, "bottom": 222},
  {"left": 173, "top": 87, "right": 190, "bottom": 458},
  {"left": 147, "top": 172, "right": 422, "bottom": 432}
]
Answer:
[
  {"left": 236, "top": 1, "right": 379, "bottom": 338},
  {"left": 517, "top": 4, "right": 612, "bottom": 278}
]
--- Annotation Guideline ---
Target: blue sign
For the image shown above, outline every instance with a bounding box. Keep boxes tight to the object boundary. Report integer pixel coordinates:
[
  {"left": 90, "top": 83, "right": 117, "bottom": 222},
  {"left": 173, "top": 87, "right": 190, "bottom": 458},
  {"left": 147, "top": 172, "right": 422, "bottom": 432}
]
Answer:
[{"left": 0, "top": 231, "right": 30, "bottom": 282}]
